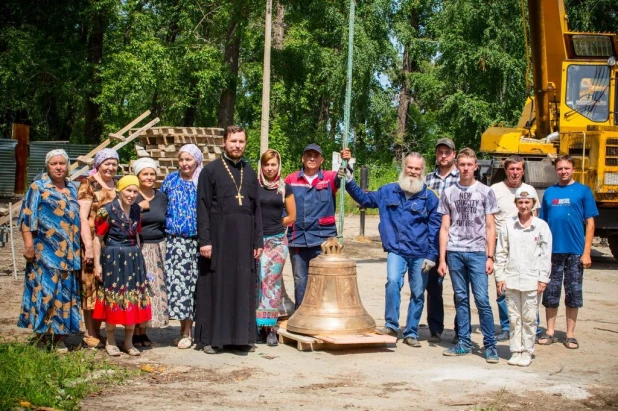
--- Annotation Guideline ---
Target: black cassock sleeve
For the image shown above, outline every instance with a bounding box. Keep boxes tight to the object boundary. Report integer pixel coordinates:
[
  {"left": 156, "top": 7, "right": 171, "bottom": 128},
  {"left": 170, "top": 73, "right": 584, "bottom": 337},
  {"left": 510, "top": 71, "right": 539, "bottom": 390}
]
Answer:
[{"left": 197, "top": 166, "right": 213, "bottom": 247}]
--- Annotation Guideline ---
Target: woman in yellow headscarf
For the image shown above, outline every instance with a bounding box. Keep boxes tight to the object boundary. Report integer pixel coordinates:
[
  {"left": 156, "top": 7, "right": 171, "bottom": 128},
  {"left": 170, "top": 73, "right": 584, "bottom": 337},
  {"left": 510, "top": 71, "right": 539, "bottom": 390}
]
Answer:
[{"left": 93, "top": 175, "right": 152, "bottom": 357}]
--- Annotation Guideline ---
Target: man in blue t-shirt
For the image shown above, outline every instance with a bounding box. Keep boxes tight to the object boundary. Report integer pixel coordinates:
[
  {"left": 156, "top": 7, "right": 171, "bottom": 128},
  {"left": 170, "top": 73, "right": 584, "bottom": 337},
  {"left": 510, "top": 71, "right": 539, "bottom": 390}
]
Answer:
[{"left": 539, "top": 155, "right": 598, "bottom": 350}]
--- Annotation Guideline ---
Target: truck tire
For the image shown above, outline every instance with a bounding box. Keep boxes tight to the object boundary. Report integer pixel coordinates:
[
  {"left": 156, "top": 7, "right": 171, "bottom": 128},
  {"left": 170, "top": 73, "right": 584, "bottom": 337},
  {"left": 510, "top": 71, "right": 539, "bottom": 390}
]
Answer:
[{"left": 609, "top": 236, "right": 618, "bottom": 261}]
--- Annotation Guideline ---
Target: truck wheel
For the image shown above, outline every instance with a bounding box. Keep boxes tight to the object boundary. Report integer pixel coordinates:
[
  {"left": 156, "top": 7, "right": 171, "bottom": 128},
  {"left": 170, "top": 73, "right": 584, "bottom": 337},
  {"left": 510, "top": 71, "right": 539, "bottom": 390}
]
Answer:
[{"left": 609, "top": 236, "right": 618, "bottom": 261}]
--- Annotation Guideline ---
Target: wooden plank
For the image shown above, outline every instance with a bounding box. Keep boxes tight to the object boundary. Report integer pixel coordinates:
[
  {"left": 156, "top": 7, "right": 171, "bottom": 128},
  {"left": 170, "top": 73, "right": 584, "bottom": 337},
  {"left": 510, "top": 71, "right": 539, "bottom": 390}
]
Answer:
[
  {"left": 69, "top": 110, "right": 151, "bottom": 173},
  {"left": 315, "top": 333, "right": 396, "bottom": 344},
  {"left": 12, "top": 123, "right": 30, "bottom": 194},
  {"left": 276, "top": 326, "right": 395, "bottom": 351}
]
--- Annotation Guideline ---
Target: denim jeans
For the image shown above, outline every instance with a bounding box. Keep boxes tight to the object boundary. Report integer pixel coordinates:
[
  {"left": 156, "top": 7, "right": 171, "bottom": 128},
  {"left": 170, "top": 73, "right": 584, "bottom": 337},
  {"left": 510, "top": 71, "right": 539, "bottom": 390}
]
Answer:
[
  {"left": 425, "top": 265, "right": 444, "bottom": 335},
  {"left": 385, "top": 253, "right": 427, "bottom": 339},
  {"left": 496, "top": 292, "right": 510, "bottom": 331},
  {"left": 447, "top": 251, "right": 497, "bottom": 349},
  {"left": 290, "top": 246, "right": 322, "bottom": 309}
]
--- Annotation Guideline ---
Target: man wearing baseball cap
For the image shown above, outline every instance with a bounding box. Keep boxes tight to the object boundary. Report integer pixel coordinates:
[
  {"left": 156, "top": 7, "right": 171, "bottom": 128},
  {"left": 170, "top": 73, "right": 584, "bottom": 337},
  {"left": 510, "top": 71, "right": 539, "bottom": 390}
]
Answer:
[
  {"left": 284, "top": 144, "right": 351, "bottom": 308},
  {"left": 424, "top": 137, "right": 459, "bottom": 343}
]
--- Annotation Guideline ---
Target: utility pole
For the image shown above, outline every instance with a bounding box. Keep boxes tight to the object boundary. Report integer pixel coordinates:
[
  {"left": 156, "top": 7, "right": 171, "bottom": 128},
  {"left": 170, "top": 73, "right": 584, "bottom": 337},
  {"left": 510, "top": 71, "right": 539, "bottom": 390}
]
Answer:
[{"left": 260, "top": 0, "right": 273, "bottom": 155}]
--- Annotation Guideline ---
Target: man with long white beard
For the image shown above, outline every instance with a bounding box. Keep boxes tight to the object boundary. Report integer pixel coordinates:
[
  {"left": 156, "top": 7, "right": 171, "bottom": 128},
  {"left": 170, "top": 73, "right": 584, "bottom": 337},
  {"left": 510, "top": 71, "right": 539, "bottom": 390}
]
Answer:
[{"left": 343, "top": 152, "right": 441, "bottom": 347}]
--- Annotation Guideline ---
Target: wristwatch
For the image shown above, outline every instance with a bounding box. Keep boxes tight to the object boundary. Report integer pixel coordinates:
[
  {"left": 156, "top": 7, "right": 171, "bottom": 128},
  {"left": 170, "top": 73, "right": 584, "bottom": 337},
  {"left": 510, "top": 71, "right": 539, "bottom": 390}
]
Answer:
[{"left": 487, "top": 255, "right": 494, "bottom": 260}]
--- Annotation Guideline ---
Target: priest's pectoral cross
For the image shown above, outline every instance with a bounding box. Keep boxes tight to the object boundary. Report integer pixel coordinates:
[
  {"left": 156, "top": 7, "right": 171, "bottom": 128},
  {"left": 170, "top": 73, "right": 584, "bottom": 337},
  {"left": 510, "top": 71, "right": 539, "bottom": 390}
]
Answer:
[{"left": 235, "top": 193, "right": 244, "bottom": 205}]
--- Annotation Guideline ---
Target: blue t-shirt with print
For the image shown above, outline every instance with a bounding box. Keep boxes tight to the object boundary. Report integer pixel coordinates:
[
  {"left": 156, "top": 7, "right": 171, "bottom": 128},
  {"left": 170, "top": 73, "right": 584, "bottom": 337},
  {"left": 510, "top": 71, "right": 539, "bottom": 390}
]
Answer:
[{"left": 540, "top": 182, "right": 598, "bottom": 255}]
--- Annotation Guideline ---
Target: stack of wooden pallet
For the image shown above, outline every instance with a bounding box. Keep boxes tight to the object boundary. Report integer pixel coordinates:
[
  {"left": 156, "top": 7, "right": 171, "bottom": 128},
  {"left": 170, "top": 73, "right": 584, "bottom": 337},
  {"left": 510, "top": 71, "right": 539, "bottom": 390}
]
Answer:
[{"left": 134, "top": 126, "right": 224, "bottom": 185}]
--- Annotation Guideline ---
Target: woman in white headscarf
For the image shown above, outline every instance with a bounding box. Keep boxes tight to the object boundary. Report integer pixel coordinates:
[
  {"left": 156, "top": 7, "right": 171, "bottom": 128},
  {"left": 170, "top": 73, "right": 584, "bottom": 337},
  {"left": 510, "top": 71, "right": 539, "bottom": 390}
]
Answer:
[
  {"left": 17, "top": 149, "right": 81, "bottom": 352},
  {"left": 132, "top": 158, "right": 169, "bottom": 347},
  {"left": 160, "top": 144, "right": 202, "bottom": 349},
  {"left": 78, "top": 148, "right": 119, "bottom": 348}
]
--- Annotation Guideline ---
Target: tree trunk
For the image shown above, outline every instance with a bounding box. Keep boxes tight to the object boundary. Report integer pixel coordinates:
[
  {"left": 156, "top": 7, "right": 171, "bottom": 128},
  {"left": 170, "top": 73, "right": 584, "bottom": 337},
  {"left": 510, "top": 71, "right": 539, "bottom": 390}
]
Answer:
[
  {"left": 217, "top": 20, "right": 241, "bottom": 128},
  {"left": 84, "top": 12, "right": 104, "bottom": 144},
  {"left": 396, "top": 47, "right": 410, "bottom": 147},
  {"left": 273, "top": 2, "right": 285, "bottom": 50}
]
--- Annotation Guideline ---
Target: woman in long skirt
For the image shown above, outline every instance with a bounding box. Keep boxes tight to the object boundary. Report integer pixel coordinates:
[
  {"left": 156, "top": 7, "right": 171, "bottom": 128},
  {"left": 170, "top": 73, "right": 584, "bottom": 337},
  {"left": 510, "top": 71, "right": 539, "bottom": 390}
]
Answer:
[
  {"left": 17, "top": 149, "right": 82, "bottom": 352},
  {"left": 93, "top": 176, "right": 152, "bottom": 357},
  {"left": 256, "top": 149, "right": 296, "bottom": 346},
  {"left": 160, "top": 144, "right": 202, "bottom": 349}
]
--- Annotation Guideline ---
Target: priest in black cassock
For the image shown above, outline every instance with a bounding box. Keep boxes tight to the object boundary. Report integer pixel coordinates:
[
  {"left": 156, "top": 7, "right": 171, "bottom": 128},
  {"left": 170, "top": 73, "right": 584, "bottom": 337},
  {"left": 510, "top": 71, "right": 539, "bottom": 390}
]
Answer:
[{"left": 194, "top": 125, "right": 263, "bottom": 354}]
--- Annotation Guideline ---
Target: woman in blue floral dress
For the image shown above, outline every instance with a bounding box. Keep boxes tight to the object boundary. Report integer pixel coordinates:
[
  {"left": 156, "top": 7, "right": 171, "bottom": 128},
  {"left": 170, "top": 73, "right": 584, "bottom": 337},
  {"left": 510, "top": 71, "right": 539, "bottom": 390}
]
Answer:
[
  {"left": 17, "top": 149, "right": 81, "bottom": 352},
  {"left": 160, "top": 144, "right": 202, "bottom": 349}
]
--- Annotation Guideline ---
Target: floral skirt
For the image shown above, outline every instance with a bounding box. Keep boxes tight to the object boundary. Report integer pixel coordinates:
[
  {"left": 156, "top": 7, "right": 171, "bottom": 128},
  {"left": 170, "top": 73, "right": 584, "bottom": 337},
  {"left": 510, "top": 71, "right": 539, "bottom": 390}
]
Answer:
[
  {"left": 256, "top": 233, "right": 288, "bottom": 328},
  {"left": 94, "top": 244, "right": 152, "bottom": 325},
  {"left": 17, "top": 262, "right": 81, "bottom": 335},
  {"left": 141, "top": 241, "right": 169, "bottom": 328},
  {"left": 165, "top": 235, "right": 199, "bottom": 321}
]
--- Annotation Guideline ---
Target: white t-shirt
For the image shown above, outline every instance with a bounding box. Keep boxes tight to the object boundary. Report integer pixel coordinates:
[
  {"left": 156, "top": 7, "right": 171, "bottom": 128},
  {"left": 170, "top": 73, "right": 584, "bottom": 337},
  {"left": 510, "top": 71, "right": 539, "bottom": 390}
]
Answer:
[
  {"left": 304, "top": 173, "right": 318, "bottom": 185},
  {"left": 490, "top": 181, "right": 540, "bottom": 234}
]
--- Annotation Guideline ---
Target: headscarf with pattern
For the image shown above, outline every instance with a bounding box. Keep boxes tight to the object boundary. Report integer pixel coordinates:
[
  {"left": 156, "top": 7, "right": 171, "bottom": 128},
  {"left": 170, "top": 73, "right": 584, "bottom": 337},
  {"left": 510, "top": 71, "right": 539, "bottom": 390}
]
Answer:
[
  {"left": 90, "top": 148, "right": 119, "bottom": 176},
  {"left": 258, "top": 149, "right": 285, "bottom": 200}
]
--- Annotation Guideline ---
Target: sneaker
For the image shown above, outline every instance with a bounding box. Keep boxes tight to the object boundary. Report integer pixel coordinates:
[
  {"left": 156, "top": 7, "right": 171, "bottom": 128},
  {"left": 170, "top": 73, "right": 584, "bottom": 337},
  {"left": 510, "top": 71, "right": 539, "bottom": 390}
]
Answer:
[
  {"left": 485, "top": 346, "right": 499, "bottom": 364},
  {"left": 428, "top": 333, "right": 442, "bottom": 343},
  {"left": 266, "top": 329, "right": 278, "bottom": 347},
  {"left": 402, "top": 337, "right": 421, "bottom": 347},
  {"left": 518, "top": 352, "right": 532, "bottom": 367},
  {"left": 203, "top": 345, "right": 218, "bottom": 355},
  {"left": 495, "top": 330, "right": 510, "bottom": 342},
  {"left": 507, "top": 352, "right": 521, "bottom": 366},
  {"left": 443, "top": 343, "right": 472, "bottom": 356},
  {"left": 451, "top": 335, "right": 459, "bottom": 345},
  {"left": 378, "top": 327, "right": 398, "bottom": 338}
]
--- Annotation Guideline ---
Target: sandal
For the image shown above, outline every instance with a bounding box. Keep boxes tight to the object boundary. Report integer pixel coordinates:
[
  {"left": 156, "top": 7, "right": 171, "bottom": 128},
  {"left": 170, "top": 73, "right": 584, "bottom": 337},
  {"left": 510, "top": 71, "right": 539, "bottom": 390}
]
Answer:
[
  {"left": 105, "top": 345, "right": 121, "bottom": 357},
  {"left": 132, "top": 334, "right": 143, "bottom": 347},
  {"left": 563, "top": 337, "right": 579, "bottom": 349},
  {"left": 123, "top": 346, "right": 141, "bottom": 356},
  {"left": 172, "top": 336, "right": 182, "bottom": 346},
  {"left": 83, "top": 336, "right": 105, "bottom": 349},
  {"left": 537, "top": 333, "right": 557, "bottom": 345},
  {"left": 177, "top": 336, "right": 192, "bottom": 349},
  {"left": 141, "top": 334, "right": 152, "bottom": 347}
]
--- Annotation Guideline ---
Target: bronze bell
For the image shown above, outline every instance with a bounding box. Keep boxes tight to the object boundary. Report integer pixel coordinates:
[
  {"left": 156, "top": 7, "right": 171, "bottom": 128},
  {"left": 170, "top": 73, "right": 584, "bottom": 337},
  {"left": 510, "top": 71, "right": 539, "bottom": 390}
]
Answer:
[
  {"left": 287, "top": 238, "right": 376, "bottom": 335},
  {"left": 278, "top": 278, "right": 295, "bottom": 318}
]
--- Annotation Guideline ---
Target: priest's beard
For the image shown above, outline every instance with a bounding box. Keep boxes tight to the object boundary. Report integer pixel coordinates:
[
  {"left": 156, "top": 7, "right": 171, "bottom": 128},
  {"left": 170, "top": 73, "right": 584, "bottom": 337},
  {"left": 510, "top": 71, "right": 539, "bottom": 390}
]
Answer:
[{"left": 398, "top": 171, "right": 425, "bottom": 194}]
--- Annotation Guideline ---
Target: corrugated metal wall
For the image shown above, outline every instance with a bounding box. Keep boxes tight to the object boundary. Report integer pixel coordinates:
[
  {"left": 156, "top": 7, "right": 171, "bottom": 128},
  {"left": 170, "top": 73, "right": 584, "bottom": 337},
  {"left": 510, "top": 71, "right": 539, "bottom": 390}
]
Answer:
[
  {"left": 28, "top": 142, "right": 95, "bottom": 183},
  {"left": 0, "top": 139, "right": 18, "bottom": 194}
]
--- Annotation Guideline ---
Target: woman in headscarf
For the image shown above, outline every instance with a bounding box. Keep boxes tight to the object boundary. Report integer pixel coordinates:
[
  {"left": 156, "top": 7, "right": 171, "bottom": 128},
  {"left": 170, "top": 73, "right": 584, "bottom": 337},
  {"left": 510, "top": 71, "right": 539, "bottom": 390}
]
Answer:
[
  {"left": 17, "top": 149, "right": 81, "bottom": 352},
  {"left": 132, "top": 157, "right": 168, "bottom": 347},
  {"left": 93, "top": 175, "right": 151, "bottom": 356},
  {"left": 78, "top": 148, "right": 119, "bottom": 348},
  {"left": 256, "top": 149, "right": 296, "bottom": 346},
  {"left": 160, "top": 144, "right": 202, "bottom": 349}
]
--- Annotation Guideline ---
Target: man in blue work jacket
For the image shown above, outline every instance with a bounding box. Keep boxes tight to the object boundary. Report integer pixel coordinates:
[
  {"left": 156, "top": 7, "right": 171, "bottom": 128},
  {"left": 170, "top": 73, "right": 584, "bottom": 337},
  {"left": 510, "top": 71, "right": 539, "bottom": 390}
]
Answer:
[{"left": 344, "top": 152, "right": 441, "bottom": 347}]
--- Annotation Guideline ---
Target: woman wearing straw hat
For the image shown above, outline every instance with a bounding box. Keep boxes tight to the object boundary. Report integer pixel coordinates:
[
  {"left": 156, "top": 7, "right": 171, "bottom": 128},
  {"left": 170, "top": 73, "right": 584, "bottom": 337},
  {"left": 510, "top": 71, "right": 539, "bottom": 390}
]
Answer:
[{"left": 93, "top": 175, "right": 152, "bottom": 357}]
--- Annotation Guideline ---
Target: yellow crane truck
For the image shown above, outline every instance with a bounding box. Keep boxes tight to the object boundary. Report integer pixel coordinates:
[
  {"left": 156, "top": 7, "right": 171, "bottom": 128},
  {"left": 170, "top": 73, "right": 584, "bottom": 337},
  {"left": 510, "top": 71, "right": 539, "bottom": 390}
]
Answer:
[{"left": 479, "top": 0, "right": 618, "bottom": 259}]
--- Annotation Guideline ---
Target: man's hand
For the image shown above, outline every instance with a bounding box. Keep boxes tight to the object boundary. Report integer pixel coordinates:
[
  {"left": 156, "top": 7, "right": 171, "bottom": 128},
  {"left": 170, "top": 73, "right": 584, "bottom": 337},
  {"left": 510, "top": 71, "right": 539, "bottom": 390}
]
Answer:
[
  {"left": 200, "top": 245, "right": 212, "bottom": 259},
  {"left": 421, "top": 259, "right": 436, "bottom": 273},
  {"left": 580, "top": 253, "right": 592, "bottom": 269},
  {"left": 254, "top": 248, "right": 263, "bottom": 259},
  {"left": 338, "top": 148, "right": 354, "bottom": 182},
  {"left": 496, "top": 281, "right": 506, "bottom": 296},
  {"left": 341, "top": 148, "right": 352, "bottom": 161},
  {"left": 23, "top": 245, "right": 34, "bottom": 262},
  {"left": 437, "top": 261, "right": 448, "bottom": 277},
  {"left": 486, "top": 259, "right": 494, "bottom": 275},
  {"left": 537, "top": 281, "right": 547, "bottom": 294}
]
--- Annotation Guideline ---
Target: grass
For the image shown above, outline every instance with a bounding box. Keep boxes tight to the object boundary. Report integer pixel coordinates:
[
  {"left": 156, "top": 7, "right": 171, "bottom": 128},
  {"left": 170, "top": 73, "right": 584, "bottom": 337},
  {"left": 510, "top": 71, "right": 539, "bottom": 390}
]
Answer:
[{"left": 0, "top": 338, "right": 127, "bottom": 411}]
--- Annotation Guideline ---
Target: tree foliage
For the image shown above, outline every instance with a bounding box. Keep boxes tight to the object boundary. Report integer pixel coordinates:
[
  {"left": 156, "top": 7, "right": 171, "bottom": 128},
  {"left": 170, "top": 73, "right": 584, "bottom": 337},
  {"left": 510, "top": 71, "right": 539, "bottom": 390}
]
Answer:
[{"left": 0, "top": 0, "right": 614, "bottom": 168}]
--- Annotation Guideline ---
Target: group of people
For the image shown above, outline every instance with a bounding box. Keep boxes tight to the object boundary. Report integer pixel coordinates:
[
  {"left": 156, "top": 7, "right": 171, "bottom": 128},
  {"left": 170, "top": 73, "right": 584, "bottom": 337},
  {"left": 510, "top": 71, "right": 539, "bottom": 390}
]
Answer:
[
  {"left": 346, "top": 138, "right": 596, "bottom": 366},
  {"left": 16, "top": 130, "right": 597, "bottom": 364}
]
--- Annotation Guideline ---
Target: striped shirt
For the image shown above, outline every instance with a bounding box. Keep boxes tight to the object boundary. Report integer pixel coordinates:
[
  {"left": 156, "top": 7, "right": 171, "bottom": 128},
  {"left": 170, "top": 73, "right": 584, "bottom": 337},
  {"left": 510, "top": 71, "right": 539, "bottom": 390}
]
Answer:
[{"left": 425, "top": 167, "right": 459, "bottom": 197}]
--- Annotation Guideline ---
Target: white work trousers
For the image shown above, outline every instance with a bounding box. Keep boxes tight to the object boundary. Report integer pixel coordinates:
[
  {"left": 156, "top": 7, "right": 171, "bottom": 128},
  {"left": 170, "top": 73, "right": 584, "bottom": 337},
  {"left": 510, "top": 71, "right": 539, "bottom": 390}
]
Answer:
[{"left": 505, "top": 288, "right": 540, "bottom": 354}]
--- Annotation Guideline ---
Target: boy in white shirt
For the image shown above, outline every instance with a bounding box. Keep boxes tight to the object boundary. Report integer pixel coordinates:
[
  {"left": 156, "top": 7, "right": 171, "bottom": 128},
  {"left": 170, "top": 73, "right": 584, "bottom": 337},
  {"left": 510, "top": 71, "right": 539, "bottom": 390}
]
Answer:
[{"left": 495, "top": 187, "right": 552, "bottom": 367}]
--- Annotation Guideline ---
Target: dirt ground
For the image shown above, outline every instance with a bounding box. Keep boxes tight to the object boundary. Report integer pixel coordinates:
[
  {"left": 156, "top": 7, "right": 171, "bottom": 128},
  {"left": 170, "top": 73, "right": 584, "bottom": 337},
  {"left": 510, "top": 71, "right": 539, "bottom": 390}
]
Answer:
[{"left": 1, "top": 213, "right": 617, "bottom": 410}]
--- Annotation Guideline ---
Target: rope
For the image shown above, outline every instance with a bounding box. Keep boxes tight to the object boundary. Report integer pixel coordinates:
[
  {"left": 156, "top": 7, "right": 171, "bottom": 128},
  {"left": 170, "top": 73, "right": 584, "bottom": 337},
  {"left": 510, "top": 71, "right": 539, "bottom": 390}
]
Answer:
[{"left": 337, "top": 0, "right": 356, "bottom": 244}]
